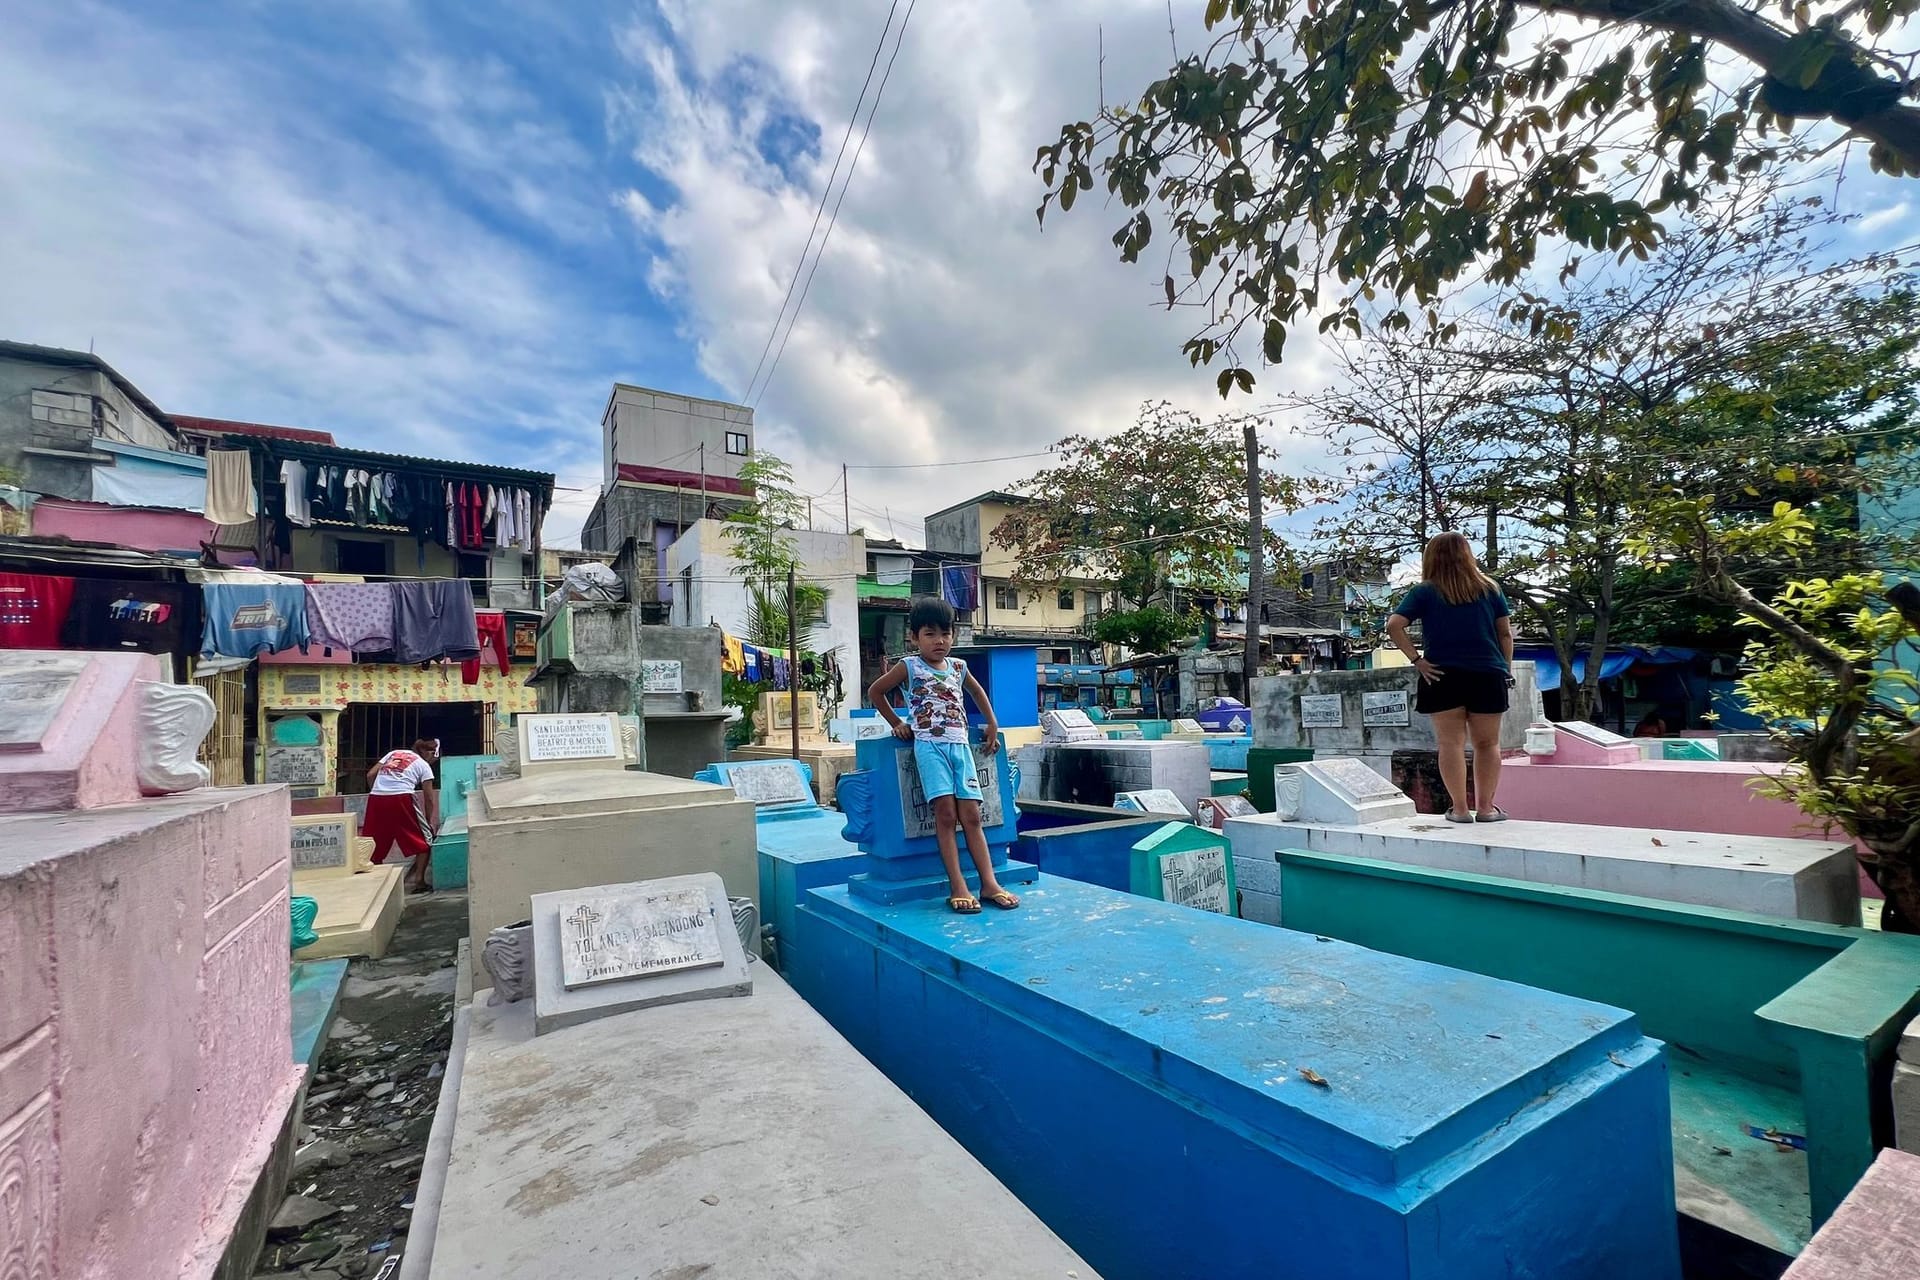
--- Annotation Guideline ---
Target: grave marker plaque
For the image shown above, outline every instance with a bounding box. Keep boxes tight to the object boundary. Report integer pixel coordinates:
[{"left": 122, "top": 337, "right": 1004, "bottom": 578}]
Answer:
[
  {"left": 1198, "top": 795, "right": 1257, "bottom": 830},
  {"left": 725, "top": 760, "right": 813, "bottom": 807},
  {"left": 1361, "top": 690, "right": 1411, "bottom": 727},
  {"left": 1316, "top": 757, "right": 1401, "bottom": 802},
  {"left": 1160, "top": 846, "right": 1232, "bottom": 913},
  {"left": 1560, "top": 720, "right": 1632, "bottom": 748},
  {"left": 1041, "top": 708, "right": 1101, "bottom": 742},
  {"left": 265, "top": 744, "right": 327, "bottom": 786},
  {"left": 0, "top": 653, "right": 86, "bottom": 749},
  {"left": 1299, "top": 693, "right": 1344, "bottom": 729},
  {"left": 291, "top": 817, "right": 352, "bottom": 874},
  {"left": 1171, "top": 718, "right": 1206, "bottom": 736},
  {"left": 555, "top": 883, "right": 726, "bottom": 990},
  {"left": 896, "top": 744, "right": 1003, "bottom": 837},
  {"left": 520, "top": 713, "right": 622, "bottom": 765},
  {"left": 640, "top": 660, "right": 684, "bottom": 694},
  {"left": 1115, "top": 788, "right": 1191, "bottom": 818}
]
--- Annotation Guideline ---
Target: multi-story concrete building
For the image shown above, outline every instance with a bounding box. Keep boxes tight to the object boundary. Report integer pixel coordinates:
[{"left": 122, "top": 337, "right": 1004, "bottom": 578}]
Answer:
[
  {"left": 580, "top": 384, "right": 757, "bottom": 611},
  {"left": 923, "top": 491, "right": 1107, "bottom": 660},
  {"left": 0, "top": 340, "right": 178, "bottom": 502}
]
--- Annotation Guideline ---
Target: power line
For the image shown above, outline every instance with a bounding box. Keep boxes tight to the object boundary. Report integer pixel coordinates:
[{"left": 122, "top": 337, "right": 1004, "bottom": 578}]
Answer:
[
  {"left": 752, "top": 0, "right": 917, "bottom": 410},
  {"left": 847, "top": 447, "right": 1054, "bottom": 471},
  {"left": 741, "top": 0, "right": 902, "bottom": 406}
]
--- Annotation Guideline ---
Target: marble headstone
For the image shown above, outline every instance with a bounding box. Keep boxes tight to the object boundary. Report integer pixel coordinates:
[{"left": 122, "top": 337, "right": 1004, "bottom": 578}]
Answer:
[
  {"left": 724, "top": 760, "right": 814, "bottom": 807},
  {"left": 1114, "top": 788, "right": 1192, "bottom": 819},
  {"left": 516, "top": 712, "right": 625, "bottom": 774},
  {"left": 1197, "top": 794, "right": 1258, "bottom": 831},
  {"left": 896, "top": 744, "right": 1004, "bottom": 837},
  {"left": 530, "top": 872, "right": 752, "bottom": 1035},
  {"left": 0, "top": 653, "right": 86, "bottom": 749},
  {"left": 1280, "top": 757, "right": 1416, "bottom": 825},
  {"left": 1299, "top": 693, "right": 1344, "bottom": 729},
  {"left": 1041, "top": 708, "right": 1102, "bottom": 743},
  {"left": 1360, "top": 689, "right": 1411, "bottom": 727}
]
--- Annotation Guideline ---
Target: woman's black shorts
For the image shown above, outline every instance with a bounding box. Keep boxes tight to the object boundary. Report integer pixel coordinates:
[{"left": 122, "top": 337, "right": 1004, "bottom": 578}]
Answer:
[{"left": 1415, "top": 667, "right": 1511, "bottom": 716}]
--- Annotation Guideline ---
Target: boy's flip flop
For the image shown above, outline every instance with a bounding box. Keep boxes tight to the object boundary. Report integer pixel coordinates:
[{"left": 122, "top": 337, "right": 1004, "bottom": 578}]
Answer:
[{"left": 980, "top": 889, "right": 1021, "bottom": 910}]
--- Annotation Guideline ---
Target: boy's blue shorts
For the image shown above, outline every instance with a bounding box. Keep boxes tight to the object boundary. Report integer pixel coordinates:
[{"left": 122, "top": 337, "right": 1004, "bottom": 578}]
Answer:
[{"left": 913, "top": 739, "right": 983, "bottom": 804}]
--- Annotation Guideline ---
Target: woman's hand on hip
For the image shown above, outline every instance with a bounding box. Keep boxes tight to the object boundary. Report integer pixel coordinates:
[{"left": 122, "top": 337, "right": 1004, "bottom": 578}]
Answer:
[{"left": 1415, "top": 657, "right": 1445, "bottom": 684}]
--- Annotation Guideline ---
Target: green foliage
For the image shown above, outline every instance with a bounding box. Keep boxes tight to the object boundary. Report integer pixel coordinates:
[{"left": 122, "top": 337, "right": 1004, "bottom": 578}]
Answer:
[
  {"left": 1037, "top": 0, "right": 1920, "bottom": 393},
  {"left": 725, "top": 452, "right": 808, "bottom": 587},
  {"left": 991, "top": 401, "right": 1307, "bottom": 609},
  {"left": 1093, "top": 606, "right": 1199, "bottom": 655}
]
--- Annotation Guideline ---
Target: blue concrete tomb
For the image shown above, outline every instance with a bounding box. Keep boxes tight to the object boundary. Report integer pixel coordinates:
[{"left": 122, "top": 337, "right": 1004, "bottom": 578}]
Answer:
[
  {"left": 789, "top": 733, "right": 1684, "bottom": 1280},
  {"left": 836, "top": 736, "right": 1037, "bottom": 904}
]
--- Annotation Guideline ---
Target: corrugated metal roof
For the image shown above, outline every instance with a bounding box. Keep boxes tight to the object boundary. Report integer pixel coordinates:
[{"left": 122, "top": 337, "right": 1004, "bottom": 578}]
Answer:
[{"left": 171, "top": 414, "right": 337, "bottom": 445}]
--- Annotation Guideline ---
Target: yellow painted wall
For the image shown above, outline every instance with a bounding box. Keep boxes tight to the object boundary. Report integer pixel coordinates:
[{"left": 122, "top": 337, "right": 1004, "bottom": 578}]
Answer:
[
  {"left": 259, "top": 662, "right": 539, "bottom": 795},
  {"left": 975, "top": 501, "right": 1107, "bottom": 632}
]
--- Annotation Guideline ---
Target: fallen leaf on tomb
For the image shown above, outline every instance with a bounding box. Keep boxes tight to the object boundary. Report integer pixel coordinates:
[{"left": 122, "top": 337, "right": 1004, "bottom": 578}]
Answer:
[
  {"left": 1650, "top": 837, "right": 1666, "bottom": 847},
  {"left": 1299, "top": 1068, "right": 1329, "bottom": 1087}
]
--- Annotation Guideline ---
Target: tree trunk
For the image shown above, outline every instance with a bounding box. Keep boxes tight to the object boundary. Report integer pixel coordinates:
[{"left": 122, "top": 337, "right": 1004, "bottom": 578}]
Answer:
[{"left": 1864, "top": 840, "right": 1920, "bottom": 934}]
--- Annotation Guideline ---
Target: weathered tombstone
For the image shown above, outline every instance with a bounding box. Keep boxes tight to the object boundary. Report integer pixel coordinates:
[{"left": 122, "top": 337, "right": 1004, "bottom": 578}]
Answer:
[
  {"left": 896, "top": 744, "right": 1004, "bottom": 836},
  {"left": 1114, "top": 788, "right": 1191, "bottom": 819},
  {"left": 1197, "top": 794, "right": 1257, "bottom": 831},
  {"left": 530, "top": 872, "right": 752, "bottom": 1035},
  {"left": 516, "top": 712, "right": 625, "bottom": 775},
  {"left": 1299, "top": 693, "right": 1343, "bottom": 729},
  {"left": 1169, "top": 717, "right": 1207, "bottom": 737},
  {"left": 639, "top": 659, "right": 684, "bottom": 694},
  {"left": 1361, "top": 689, "right": 1411, "bottom": 727},
  {"left": 1548, "top": 720, "right": 1643, "bottom": 766},
  {"left": 837, "top": 737, "right": 1034, "bottom": 904},
  {"left": 265, "top": 744, "right": 327, "bottom": 787},
  {"left": 1279, "top": 757, "right": 1417, "bottom": 825},
  {"left": 1040, "top": 708, "right": 1102, "bottom": 743},
  {"left": 716, "top": 759, "right": 813, "bottom": 808},
  {"left": 1129, "top": 822, "right": 1236, "bottom": 914},
  {"left": 290, "top": 813, "right": 364, "bottom": 877}
]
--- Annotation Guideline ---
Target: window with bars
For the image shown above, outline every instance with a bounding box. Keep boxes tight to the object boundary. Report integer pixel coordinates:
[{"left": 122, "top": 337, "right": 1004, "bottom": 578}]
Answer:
[{"left": 994, "top": 585, "right": 1019, "bottom": 612}]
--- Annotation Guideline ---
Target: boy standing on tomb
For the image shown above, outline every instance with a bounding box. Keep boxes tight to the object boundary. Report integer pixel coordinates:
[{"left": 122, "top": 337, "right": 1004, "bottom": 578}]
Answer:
[{"left": 868, "top": 597, "right": 1021, "bottom": 915}]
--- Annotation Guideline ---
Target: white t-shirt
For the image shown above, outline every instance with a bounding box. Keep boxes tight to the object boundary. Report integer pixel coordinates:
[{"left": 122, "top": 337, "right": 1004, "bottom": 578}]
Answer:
[{"left": 369, "top": 750, "right": 435, "bottom": 795}]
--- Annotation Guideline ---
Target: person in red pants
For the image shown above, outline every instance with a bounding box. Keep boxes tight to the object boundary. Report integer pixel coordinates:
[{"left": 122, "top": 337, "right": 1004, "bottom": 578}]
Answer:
[{"left": 362, "top": 738, "right": 440, "bottom": 892}]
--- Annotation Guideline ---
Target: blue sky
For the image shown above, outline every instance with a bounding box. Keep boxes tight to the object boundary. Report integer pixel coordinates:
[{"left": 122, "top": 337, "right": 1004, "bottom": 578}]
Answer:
[{"left": 3, "top": 1, "right": 1917, "bottom": 549}]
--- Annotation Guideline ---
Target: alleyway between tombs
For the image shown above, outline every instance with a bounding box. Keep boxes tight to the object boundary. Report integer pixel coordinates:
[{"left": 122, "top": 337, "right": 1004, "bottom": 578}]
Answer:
[{"left": 252, "top": 895, "right": 466, "bottom": 1279}]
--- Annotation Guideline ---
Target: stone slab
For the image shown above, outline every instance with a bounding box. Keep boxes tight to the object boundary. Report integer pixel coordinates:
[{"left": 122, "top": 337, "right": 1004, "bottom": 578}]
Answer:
[
  {"left": 1782, "top": 1148, "right": 1920, "bottom": 1278},
  {"left": 793, "top": 875, "right": 1680, "bottom": 1280},
  {"left": 1041, "top": 707, "right": 1102, "bottom": 742},
  {"left": 1278, "top": 756, "right": 1418, "bottom": 824},
  {"left": 1114, "top": 787, "right": 1190, "bottom": 818},
  {"left": 290, "top": 959, "right": 350, "bottom": 1082},
  {"left": 289, "top": 812, "right": 368, "bottom": 878},
  {"left": 530, "top": 872, "right": 751, "bottom": 1035},
  {"left": 1895, "top": 1060, "right": 1920, "bottom": 1156},
  {"left": 0, "top": 649, "right": 157, "bottom": 811},
  {"left": 730, "top": 742, "right": 856, "bottom": 804},
  {"left": 1014, "top": 739, "right": 1212, "bottom": 818},
  {"left": 292, "top": 864, "right": 404, "bottom": 960},
  {"left": 514, "top": 711, "right": 625, "bottom": 774},
  {"left": 702, "top": 758, "right": 813, "bottom": 807},
  {"left": 1546, "top": 720, "right": 1642, "bottom": 766},
  {"left": 431, "top": 967, "right": 1095, "bottom": 1279},
  {"left": 1225, "top": 813, "right": 1861, "bottom": 924},
  {"left": 1903, "top": 1012, "right": 1920, "bottom": 1065}
]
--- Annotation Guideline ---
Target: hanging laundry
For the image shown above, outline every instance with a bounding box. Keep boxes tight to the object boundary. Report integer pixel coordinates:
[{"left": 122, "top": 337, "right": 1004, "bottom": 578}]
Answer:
[
  {"left": 460, "top": 610, "right": 512, "bottom": 683},
  {"left": 721, "top": 632, "right": 744, "bottom": 675},
  {"left": 62, "top": 579, "right": 193, "bottom": 655},
  {"left": 306, "top": 583, "right": 396, "bottom": 654},
  {"left": 494, "top": 487, "right": 516, "bottom": 548},
  {"left": 280, "top": 460, "right": 312, "bottom": 527},
  {"left": 0, "top": 573, "right": 77, "bottom": 648},
  {"left": 203, "top": 450, "right": 257, "bottom": 525},
  {"left": 742, "top": 645, "right": 762, "bottom": 683},
  {"left": 515, "top": 488, "right": 533, "bottom": 549},
  {"left": 772, "top": 655, "right": 790, "bottom": 689},
  {"left": 200, "top": 583, "right": 310, "bottom": 659},
  {"left": 391, "top": 580, "right": 480, "bottom": 663},
  {"left": 445, "top": 481, "right": 458, "bottom": 547},
  {"left": 940, "top": 564, "right": 979, "bottom": 612}
]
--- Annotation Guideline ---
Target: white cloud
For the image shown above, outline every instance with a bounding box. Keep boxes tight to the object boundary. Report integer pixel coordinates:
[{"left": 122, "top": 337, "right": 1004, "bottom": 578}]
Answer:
[{"left": 608, "top": 1, "right": 1338, "bottom": 534}]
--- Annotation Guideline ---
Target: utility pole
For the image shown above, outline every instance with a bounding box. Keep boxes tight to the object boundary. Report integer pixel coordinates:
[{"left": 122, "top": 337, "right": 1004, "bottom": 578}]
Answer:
[
  {"left": 841, "top": 463, "right": 850, "bottom": 534},
  {"left": 787, "top": 563, "right": 801, "bottom": 763},
  {"left": 1243, "top": 421, "right": 1265, "bottom": 700},
  {"left": 698, "top": 442, "right": 707, "bottom": 521}
]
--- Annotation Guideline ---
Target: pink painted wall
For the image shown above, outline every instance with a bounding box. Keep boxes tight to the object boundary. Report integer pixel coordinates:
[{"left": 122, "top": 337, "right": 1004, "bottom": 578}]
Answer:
[
  {"left": 1500, "top": 757, "right": 1826, "bottom": 839},
  {"left": 30, "top": 498, "right": 254, "bottom": 563},
  {"left": 0, "top": 785, "right": 301, "bottom": 1279},
  {"left": 0, "top": 651, "right": 153, "bottom": 814}
]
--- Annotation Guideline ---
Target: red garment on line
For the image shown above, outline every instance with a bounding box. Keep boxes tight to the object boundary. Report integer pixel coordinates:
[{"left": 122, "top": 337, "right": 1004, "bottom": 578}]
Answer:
[
  {"left": 458, "top": 482, "right": 487, "bottom": 549},
  {"left": 362, "top": 792, "right": 432, "bottom": 863},
  {"left": 460, "top": 611, "right": 511, "bottom": 683}
]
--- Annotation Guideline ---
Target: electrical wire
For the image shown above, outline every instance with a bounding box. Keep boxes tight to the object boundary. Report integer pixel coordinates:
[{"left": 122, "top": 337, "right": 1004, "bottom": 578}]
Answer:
[
  {"left": 741, "top": 0, "right": 902, "bottom": 405},
  {"left": 752, "top": 0, "right": 916, "bottom": 410}
]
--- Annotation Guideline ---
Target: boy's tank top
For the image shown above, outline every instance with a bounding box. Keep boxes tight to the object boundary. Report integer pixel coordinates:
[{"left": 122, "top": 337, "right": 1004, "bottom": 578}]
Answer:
[{"left": 902, "top": 654, "right": 970, "bottom": 743}]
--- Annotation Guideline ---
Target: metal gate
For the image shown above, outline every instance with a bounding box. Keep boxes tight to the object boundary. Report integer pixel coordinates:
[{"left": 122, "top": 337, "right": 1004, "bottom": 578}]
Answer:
[
  {"left": 335, "top": 700, "right": 492, "bottom": 793},
  {"left": 194, "top": 665, "right": 247, "bottom": 787}
]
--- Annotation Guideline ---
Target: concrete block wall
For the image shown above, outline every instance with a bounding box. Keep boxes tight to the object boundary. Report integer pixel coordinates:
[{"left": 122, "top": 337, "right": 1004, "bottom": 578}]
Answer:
[
  {"left": 1249, "top": 666, "right": 1543, "bottom": 754},
  {"left": 0, "top": 785, "right": 303, "bottom": 1280}
]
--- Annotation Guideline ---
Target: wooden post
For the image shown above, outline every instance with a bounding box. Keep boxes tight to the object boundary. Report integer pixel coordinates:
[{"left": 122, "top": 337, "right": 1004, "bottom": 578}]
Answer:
[
  {"left": 787, "top": 562, "right": 801, "bottom": 762},
  {"left": 1243, "top": 422, "right": 1265, "bottom": 700}
]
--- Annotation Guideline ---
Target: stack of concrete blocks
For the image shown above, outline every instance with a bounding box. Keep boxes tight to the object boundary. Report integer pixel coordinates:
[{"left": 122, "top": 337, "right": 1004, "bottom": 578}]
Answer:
[
  {"left": 465, "top": 712, "right": 757, "bottom": 986},
  {"left": 1227, "top": 756, "right": 1862, "bottom": 927},
  {"left": 1248, "top": 667, "right": 1541, "bottom": 811},
  {"left": 0, "top": 650, "right": 303, "bottom": 1279},
  {"left": 1016, "top": 710, "right": 1213, "bottom": 817}
]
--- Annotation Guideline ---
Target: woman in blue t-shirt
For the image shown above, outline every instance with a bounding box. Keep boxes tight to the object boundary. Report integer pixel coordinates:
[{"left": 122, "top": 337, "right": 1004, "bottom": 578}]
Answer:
[{"left": 1385, "top": 533, "right": 1515, "bottom": 823}]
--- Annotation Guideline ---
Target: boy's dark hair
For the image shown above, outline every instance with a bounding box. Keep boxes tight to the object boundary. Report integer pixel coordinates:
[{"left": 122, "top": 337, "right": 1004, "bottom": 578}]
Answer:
[{"left": 907, "top": 596, "right": 955, "bottom": 634}]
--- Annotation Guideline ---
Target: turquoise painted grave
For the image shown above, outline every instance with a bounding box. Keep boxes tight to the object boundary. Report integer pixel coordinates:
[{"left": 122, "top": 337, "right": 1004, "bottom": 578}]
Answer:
[
  {"left": 791, "top": 739, "right": 1683, "bottom": 1279},
  {"left": 430, "top": 753, "right": 503, "bottom": 889},
  {"left": 1277, "top": 849, "right": 1920, "bottom": 1256},
  {"left": 1129, "top": 821, "right": 1235, "bottom": 914}
]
